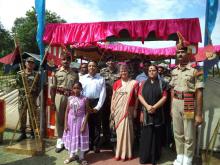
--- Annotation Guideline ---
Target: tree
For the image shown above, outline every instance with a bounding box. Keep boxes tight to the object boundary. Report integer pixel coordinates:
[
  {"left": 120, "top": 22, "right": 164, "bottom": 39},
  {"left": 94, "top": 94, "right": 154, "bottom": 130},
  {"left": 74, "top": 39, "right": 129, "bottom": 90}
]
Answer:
[
  {"left": 0, "top": 22, "right": 13, "bottom": 57},
  {"left": 12, "top": 7, "right": 66, "bottom": 54}
]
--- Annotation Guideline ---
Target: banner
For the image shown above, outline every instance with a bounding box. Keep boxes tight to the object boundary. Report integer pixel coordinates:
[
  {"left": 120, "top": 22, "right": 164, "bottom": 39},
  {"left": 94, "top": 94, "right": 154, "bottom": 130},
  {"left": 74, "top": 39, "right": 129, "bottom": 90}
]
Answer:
[
  {"left": 0, "top": 46, "right": 20, "bottom": 65},
  {"left": 35, "top": 0, "right": 45, "bottom": 61},
  {"left": 204, "top": 0, "right": 219, "bottom": 80}
]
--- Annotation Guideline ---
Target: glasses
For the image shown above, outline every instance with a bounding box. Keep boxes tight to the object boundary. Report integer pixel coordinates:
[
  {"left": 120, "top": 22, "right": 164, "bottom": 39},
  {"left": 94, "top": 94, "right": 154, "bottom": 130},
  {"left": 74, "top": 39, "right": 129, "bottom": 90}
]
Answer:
[
  {"left": 73, "top": 87, "right": 81, "bottom": 89},
  {"left": 26, "top": 61, "right": 34, "bottom": 63},
  {"left": 148, "top": 70, "right": 157, "bottom": 72},
  {"left": 177, "top": 50, "right": 186, "bottom": 54}
]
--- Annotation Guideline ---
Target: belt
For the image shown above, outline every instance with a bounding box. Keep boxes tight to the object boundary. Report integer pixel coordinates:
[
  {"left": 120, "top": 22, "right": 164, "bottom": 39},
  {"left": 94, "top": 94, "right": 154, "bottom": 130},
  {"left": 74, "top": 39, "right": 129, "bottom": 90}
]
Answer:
[
  {"left": 56, "top": 87, "right": 72, "bottom": 96},
  {"left": 174, "top": 90, "right": 195, "bottom": 100},
  {"left": 88, "top": 98, "right": 99, "bottom": 103},
  {"left": 88, "top": 98, "right": 99, "bottom": 107}
]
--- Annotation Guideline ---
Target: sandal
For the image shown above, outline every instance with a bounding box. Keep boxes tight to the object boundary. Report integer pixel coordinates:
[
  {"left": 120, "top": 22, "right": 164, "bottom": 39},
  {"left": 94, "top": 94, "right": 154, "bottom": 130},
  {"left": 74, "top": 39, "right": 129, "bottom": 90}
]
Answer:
[{"left": 64, "top": 156, "right": 78, "bottom": 164}]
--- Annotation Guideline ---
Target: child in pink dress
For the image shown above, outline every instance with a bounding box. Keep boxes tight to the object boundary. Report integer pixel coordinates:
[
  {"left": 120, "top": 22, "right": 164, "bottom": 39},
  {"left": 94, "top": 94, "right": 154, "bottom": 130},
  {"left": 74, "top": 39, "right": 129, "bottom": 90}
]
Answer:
[{"left": 63, "top": 82, "right": 90, "bottom": 165}]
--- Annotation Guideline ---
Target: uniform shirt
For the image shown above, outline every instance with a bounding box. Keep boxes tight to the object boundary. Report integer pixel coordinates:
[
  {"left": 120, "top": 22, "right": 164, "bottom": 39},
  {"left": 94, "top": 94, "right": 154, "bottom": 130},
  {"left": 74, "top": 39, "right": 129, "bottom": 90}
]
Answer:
[
  {"left": 100, "top": 67, "right": 119, "bottom": 87},
  {"left": 136, "top": 72, "right": 148, "bottom": 83},
  {"left": 52, "top": 67, "right": 79, "bottom": 90},
  {"left": 163, "top": 75, "right": 172, "bottom": 83},
  {"left": 80, "top": 73, "right": 106, "bottom": 111},
  {"left": 16, "top": 70, "right": 40, "bottom": 96},
  {"left": 169, "top": 64, "right": 204, "bottom": 92}
]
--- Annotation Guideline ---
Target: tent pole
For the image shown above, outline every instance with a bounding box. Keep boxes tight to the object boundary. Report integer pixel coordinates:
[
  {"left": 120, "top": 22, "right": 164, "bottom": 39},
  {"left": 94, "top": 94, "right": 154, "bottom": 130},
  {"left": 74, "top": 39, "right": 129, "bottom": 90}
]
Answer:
[{"left": 212, "top": 66, "right": 215, "bottom": 77}]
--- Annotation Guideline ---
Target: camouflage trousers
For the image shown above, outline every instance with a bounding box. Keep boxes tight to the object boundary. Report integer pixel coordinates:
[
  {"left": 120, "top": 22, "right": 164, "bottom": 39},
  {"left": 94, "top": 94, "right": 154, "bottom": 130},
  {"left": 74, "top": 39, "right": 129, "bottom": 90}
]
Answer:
[{"left": 18, "top": 95, "right": 39, "bottom": 133}]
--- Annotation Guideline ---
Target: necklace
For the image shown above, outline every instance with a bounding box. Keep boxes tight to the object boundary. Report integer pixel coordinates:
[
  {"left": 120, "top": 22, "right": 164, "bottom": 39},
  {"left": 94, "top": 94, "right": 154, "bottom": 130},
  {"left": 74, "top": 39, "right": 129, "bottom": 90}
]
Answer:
[{"left": 72, "top": 97, "right": 80, "bottom": 122}]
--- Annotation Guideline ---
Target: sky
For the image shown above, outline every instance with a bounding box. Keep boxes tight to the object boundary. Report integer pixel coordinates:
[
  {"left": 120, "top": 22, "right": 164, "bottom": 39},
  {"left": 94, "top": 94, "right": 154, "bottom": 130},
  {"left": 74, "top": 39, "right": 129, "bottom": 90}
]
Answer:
[{"left": 0, "top": 0, "right": 219, "bottom": 48}]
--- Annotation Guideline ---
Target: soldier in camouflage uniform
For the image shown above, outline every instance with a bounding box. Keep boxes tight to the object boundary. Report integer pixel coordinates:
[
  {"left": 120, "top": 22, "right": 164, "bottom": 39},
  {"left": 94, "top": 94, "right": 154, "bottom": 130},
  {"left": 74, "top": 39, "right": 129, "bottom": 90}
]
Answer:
[
  {"left": 127, "top": 58, "right": 142, "bottom": 80},
  {"left": 50, "top": 52, "right": 79, "bottom": 153},
  {"left": 100, "top": 56, "right": 119, "bottom": 145},
  {"left": 170, "top": 33, "right": 204, "bottom": 165},
  {"left": 157, "top": 63, "right": 172, "bottom": 83},
  {"left": 157, "top": 63, "right": 174, "bottom": 147},
  {"left": 16, "top": 57, "right": 40, "bottom": 142}
]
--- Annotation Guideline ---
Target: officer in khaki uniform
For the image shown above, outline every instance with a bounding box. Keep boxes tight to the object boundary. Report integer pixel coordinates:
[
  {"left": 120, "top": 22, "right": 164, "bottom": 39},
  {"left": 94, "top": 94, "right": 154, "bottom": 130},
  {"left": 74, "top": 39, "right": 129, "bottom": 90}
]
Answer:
[
  {"left": 170, "top": 33, "right": 204, "bottom": 165},
  {"left": 100, "top": 56, "right": 119, "bottom": 144},
  {"left": 16, "top": 57, "right": 40, "bottom": 142},
  {"left": 50, "top": 52, "right": 79, "bottom": 153}
]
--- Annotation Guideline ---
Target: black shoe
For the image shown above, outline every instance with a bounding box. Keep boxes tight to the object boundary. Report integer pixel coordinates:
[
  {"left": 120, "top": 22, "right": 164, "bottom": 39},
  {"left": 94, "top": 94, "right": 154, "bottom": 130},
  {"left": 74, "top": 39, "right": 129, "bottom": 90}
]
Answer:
[
  {"left": 93, "top": 146, "right": 100, "bottom": 153},
  {"left": 30, "top": 134, "right": 35, "bottom": 139},
  {"left": 16, "top": 134, "right": 27, "bottom": 142},
  {"left": 99, "top": 136, "right": 110, "bottom": 146},
  {"left": 55, "top": 146, "right": 65, "bottom": 153}
]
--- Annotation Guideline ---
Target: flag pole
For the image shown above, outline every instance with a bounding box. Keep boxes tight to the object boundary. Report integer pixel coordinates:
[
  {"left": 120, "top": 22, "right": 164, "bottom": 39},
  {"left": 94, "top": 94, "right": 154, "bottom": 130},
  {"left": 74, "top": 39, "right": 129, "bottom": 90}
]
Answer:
[
  {"left": 204, "top": 0, "right": 209, "bottom": 47},
  {"left": 39, "top": 41, "right": 53, "bottom": 139},
  {"left": 35, "top": 0, "right": 46, "bottom": 140}
]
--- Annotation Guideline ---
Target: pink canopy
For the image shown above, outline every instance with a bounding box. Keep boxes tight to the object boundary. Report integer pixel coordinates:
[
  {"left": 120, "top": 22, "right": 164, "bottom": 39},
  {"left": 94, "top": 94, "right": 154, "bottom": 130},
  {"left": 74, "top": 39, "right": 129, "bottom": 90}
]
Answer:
[
  {"left": 70, "top": 43, "right": 220, "bottom": 61},
  {"left": 97, "top": 43, "right": 176, "bottom": 59},
  {"left": 47, "top": 43, "right": 220, "bottom": 64},
  {"left": 69, "top": 42, "right": 176, "bottom": 60},
  {"left": 43, "top": 18, "right": 202, "bottom": 45}
]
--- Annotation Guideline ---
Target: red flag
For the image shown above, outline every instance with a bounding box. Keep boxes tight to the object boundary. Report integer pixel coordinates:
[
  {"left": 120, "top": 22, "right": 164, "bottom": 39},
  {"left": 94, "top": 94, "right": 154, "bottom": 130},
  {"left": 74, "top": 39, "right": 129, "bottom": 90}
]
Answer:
[
  {"left": 194, "top": 45, "right": 215, "bottom": 62},
  {"left": 0, "top": 46, "right": 20, "bottom": 65}
]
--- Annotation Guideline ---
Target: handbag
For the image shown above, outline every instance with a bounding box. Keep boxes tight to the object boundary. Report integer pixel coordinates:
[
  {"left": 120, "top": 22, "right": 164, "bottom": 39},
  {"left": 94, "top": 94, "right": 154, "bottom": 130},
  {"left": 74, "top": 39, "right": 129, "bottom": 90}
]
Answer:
[
  {"left": 109, "top": 114, "right": 116, "bottom": 130},
  {"left": 109, "top": 115, "right": 117, "bottom": 143}
]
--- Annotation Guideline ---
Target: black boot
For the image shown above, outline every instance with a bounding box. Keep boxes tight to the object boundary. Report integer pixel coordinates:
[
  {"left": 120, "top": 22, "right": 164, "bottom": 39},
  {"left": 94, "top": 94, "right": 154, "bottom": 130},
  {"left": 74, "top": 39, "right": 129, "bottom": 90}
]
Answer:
[
  {"left": 16, "top": 132, "right": 27, "bottom": 142},
  {"left": 55, "top": 146, "right": 65, "bottom": 153},
  {"left": 30, "top": 131, "right": 35, "bottom": 139}
]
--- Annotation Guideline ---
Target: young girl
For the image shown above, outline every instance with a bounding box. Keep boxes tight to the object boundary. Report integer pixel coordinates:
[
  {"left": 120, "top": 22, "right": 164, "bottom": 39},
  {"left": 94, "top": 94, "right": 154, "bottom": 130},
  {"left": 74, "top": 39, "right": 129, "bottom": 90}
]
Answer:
[{"left": 63, "top": 82, "right": 90, "bottom": 165}]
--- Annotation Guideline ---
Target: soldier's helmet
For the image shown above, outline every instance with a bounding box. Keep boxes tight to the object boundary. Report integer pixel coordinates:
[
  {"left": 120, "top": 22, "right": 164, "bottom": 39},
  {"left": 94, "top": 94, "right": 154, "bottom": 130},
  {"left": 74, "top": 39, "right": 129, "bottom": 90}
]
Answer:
[
  {"left": 106, "top": 55, "right": 114, "bottom": 62},
  {"left": 158, "top": 63, "right": 168, "bottom": 69},
  {"left": 26, "top": 57, "right": 35, "bottom": 63}
]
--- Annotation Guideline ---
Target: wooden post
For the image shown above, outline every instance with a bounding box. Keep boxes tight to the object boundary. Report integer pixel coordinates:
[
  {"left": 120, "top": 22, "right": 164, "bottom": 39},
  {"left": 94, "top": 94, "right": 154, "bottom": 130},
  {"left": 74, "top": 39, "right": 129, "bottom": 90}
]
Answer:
[
  {"left": 40, "top": 68, "right": 45, "bottom": 139},
  {"left": 212, "top": 66, "right": 215, "bottom": 77}
]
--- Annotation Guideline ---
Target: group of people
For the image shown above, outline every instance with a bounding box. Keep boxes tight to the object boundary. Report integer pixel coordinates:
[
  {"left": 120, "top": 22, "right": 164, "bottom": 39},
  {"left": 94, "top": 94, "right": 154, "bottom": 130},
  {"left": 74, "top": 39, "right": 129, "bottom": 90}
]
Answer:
[{"left": 16, "top": 35, "right": 204, "bottom": 165}]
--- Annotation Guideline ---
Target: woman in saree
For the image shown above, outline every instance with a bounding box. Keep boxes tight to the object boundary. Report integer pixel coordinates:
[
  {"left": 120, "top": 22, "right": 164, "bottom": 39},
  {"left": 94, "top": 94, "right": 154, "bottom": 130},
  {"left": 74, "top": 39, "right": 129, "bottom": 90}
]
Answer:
[
  {"left": 110, "top": 64, "right": 139, "bottom": 161},
  {"left": 138, "top": 65, "right": 167, "bottom": 165}
]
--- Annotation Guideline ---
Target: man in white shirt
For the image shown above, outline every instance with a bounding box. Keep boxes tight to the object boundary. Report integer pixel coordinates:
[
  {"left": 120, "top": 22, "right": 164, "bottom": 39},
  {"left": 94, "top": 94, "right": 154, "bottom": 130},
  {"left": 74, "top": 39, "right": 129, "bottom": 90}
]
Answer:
[
  {"left": 136, "top": 60, "right": 151, "bottom": 82},
  {"left": 80, "top": 61, "right": 106, "bottom": 153}
]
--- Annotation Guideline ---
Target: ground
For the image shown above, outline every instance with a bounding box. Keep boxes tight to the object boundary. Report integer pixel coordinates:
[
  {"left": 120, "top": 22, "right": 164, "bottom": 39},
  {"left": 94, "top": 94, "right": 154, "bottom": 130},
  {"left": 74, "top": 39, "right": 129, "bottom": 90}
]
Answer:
[
  {"left": 0, "top": 129, "right": 176, "bottom": 165},
  {"left": 1, "top": 77, "right": 220, "bottom": 165},
  {"left": 1, "top": 130, "right": 220, "bottom": 165}
]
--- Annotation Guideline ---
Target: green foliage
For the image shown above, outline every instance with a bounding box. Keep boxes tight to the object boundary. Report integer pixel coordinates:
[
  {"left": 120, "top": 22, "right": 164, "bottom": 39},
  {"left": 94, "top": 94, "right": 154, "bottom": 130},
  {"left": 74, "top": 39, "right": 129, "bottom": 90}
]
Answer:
[
  {"left": 11, "top": 7, "right": 66, "bottom": 54},
  {"left": 0, "top": 23, "right": 13, "bottom": 57},
  {"left": 45, "top": 10, "right": 66, "bottom": 23},
  {"left": 153, "top": 60, "right": 171, "bottom": 64}
]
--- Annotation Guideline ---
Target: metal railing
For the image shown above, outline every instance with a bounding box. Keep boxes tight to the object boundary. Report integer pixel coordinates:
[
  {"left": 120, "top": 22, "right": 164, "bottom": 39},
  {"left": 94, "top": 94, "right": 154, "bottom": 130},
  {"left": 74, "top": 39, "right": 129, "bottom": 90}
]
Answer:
[{"left": 0, "top": 75, "right": 16, "bottom": 90}]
